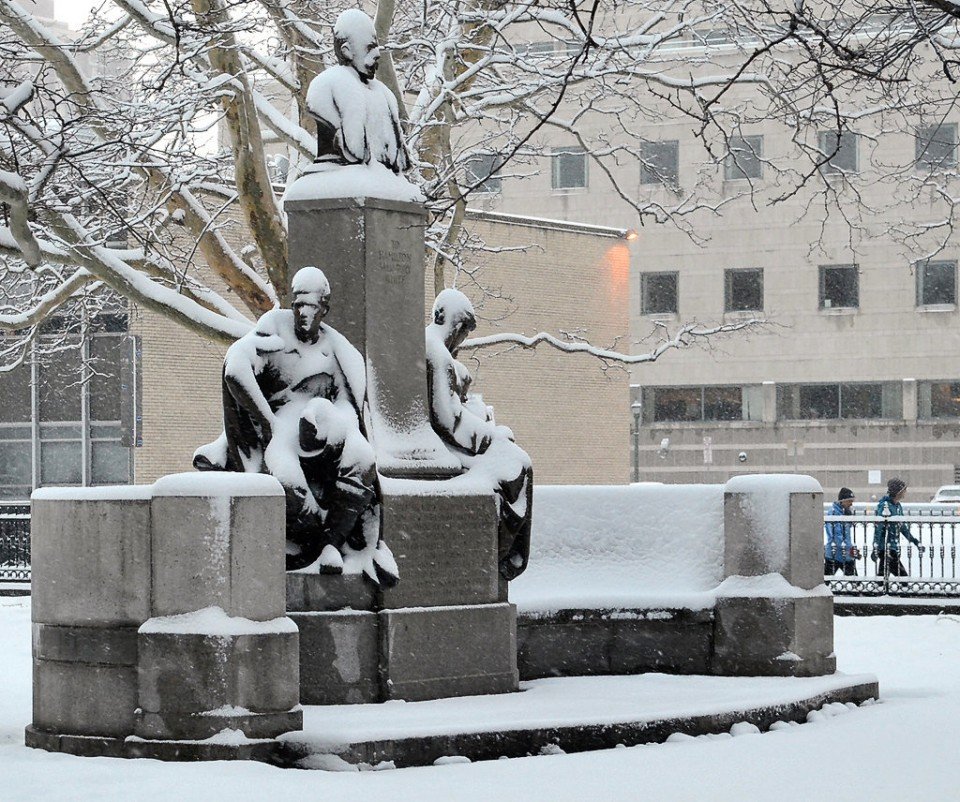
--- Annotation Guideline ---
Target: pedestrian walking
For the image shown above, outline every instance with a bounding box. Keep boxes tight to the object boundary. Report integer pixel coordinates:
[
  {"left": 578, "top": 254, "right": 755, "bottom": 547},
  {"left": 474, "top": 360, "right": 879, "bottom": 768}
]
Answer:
[
  {"left": 873, "top": 477, "right": 923, "bottom": 577},
  {"left": 825, "top": 487, "right": 859, "bottom": 575}
]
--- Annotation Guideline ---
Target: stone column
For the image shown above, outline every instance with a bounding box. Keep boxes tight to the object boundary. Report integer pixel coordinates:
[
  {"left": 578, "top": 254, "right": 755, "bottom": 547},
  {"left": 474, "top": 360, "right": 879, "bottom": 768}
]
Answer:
[
  {"left": 712, "top": 475, "right": 835, "bottom": 677},
  {"left": 902, "top": 378, "right": 918, "bottom": 422},
  {"left": 285, "top": 196, "right": 460, "bottom": 479}
]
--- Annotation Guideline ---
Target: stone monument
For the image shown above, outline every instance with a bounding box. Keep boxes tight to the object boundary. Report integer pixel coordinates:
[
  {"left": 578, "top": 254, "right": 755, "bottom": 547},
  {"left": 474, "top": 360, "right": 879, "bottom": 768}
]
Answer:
[{"left": 278, "top": 8, "right": 523, "bottom": 704}]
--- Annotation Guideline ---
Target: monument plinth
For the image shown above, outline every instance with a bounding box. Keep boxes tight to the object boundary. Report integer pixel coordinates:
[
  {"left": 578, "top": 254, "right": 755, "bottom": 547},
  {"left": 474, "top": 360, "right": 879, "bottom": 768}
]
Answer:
[{"left": 286, "top": 195, "right": 459, "bottom": 479}]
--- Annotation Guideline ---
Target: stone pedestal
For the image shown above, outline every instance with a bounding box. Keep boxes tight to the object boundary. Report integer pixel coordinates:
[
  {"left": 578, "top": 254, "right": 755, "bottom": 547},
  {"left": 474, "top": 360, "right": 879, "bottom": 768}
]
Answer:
[
  {"left": 26, "top": 474, "right": 303, "bottom": 760},
  {"left": 286, "top": 196, "right": 459, "bottom": 479},
  {"left": 288, "top": 486, "right": 519, "bottom": 704},
  {"left": 712, "top": 475, "right": 835, "bottom": 676}
]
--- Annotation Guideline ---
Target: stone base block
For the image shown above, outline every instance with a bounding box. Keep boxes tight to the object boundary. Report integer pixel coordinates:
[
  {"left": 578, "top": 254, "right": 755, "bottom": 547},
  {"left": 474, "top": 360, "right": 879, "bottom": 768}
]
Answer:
[
  {"left": 291, "top": 610, "right": 379, "bottom": 704},
  {"left": 136, "top": 629, "right": 301, "bottom": 740},
  {"left": 517, "top": 608, "right": 714, "bottom": 680},
  {"left": 712, "top": 594, "right": 835, "bottom": 677},
  {"left": 287, "top": 573, "right": 376, "bottom": 613},
  {"left": 378, "top": 490, "right": 500, "bottom": 609},
  {"left": 32, "top": 623, "right": 139, "bottom": 738},
  {"left": 380, "top": 603, "right": 518, "bottom": 701}
]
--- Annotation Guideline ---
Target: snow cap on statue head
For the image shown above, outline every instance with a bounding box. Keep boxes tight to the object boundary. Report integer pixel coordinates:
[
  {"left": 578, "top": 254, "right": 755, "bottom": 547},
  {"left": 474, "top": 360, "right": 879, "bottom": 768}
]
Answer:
[
  {"left": 433, "top": 288, "right": 476, "bottom": 332},
  {"left": 333, "top": 9, "right": 380, "bottom": 80},
  {"left": 291, "top": 266, "right": 331, "bottom": 300}
]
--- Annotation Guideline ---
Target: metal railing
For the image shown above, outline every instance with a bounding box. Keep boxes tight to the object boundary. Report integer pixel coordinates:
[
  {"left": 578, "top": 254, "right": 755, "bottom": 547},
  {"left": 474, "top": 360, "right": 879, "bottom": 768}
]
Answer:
[
  {"left": 824, "top": 503, "right": 960, "bottom": 597},
  {"left": 0, "top": 503, "right": 30, "bottom": 584}
]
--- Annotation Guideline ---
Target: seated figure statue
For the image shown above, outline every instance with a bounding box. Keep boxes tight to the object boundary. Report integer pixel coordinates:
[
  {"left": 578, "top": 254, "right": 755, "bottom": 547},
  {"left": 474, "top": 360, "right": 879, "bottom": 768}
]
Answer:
[
  {"left": 306, "top": 8, "right": 408, "bottom": 173},
  {"left": 425, "top": 289, "right": 533, "bottom": 581},
  {"left": 194, "top": 266, "right": 398, "bottom": 587}
]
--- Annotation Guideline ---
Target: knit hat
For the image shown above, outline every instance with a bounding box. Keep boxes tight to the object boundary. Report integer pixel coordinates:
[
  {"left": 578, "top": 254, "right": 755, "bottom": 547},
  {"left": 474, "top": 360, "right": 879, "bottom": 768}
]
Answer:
[
  {"left": 887, "top": 477, "right": 907, "bottom": 497},
  {"left": 838, "top": 487, "right": 855, "bottom": 501}
]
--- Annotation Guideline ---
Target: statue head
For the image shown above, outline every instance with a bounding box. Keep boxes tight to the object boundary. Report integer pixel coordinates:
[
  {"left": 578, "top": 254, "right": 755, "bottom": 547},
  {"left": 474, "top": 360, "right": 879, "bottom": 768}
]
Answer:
[
  {"left": 432, "top": 288, "right": 476, "bottom": 353},
  {"left": 291, "top": 266, "right": 331, "bottom": 344},
  {"left": 333, "top": 9, "right": 381, "bottom": 82}
]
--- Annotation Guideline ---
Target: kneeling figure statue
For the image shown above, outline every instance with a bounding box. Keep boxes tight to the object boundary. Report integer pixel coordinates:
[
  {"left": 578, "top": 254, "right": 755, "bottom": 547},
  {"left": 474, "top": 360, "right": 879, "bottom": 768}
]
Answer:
[
  {"left": 194, "top": 266, "right": 398, "bottom": 587},
  {"left": 425, "top": 289, "right": 533, "bottom": 581}
]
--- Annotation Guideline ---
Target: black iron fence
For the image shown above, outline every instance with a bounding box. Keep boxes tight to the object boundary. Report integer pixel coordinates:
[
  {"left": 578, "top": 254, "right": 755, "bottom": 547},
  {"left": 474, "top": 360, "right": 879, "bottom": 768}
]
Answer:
[
  {"left": 824, "top": 502, "right": 960, "bottom": 597},
  {"left": 0, "top": 503, "right": 30, "bottom": 584}
]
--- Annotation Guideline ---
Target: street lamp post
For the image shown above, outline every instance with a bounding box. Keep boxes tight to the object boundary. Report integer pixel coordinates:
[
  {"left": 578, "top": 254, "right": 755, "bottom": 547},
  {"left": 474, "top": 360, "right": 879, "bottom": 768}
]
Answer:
[{"left": 631, "top": 400, "right": 642, "bottom": 483}]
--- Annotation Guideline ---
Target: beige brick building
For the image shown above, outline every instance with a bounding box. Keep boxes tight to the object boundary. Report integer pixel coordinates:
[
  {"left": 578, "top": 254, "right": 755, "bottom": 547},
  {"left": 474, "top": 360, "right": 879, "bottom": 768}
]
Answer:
[{"left": 10, "top": 211, "right": 631, "bottom": 497}]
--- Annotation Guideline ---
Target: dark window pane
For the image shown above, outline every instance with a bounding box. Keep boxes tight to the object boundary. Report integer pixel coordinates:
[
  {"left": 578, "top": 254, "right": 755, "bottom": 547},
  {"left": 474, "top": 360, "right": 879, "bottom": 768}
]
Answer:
[
  {"left": 552, "top": 148, "right": 587, "bottom": 189},
  {"left": 40, "top": 441, "right": 82, "bottom": 485},
  {"left": 798, "top": 384, "right": 839, "bottom": 419},
  {"left": 820, "top": 265, "right": 859, "bottom": 309},
  {"left": 917, "top": 260, "right": 956, "bottom": 306},
  {"left": 0, "top": 360, "right": 31, "bottom": 424},
  {"left": 38, "top": 344, "right": 81, "bottom": 422},
  {"left": 725, "top": 135, "right": 763, "bottom": 180},
  {"left": 840, "top": 384, "right": 882, "bottom": 419},
  {"left": 929, "top": 382, "right": 960, "bottom": 417},
  {"left": 703, "top": 386, "right": 742, "bottom": 421},
  {"left": 0, "top": 441, "right": 31, "bottom": 492},
  {"left": 91, "top": 441, "right": 130, "bottom": 484},
  {"left": 640, "top": 140, "right": 679, "bottom": 186},
  {"left": 89, "top": 335, "right": 122, "bottom": 422},
  {"left": 725, "top": 269, "right": 763, "bottom": 312},
  {"left": 916, "top": 124, "right": 957, "bottom": 169},
  {"left": 652, "top": 387, "right": 701, "bottom": 422},
  {"left": 465, "top": 154, "right": 502, "bottom": 194},
  {"left": 641, "top": 272, "right": 678, "bottom": 314},
  {"left": 818, "top": 131, "right": 858, "bottom": 174}
]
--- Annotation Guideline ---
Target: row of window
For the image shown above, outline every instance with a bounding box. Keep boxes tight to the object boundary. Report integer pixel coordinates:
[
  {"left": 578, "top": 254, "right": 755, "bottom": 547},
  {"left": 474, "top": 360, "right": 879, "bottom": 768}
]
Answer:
[
  {"left": 0, "top": 324, "right": 136, "bottom": 500},
  {"left": 640, "top": 261, "right": 959, "bottom": 315},
  {"left": 463, "top": 124, "right": 959, "bottom": 195},
  {"left": 641, "top": 381, "right": 960, "bottom": 424}
]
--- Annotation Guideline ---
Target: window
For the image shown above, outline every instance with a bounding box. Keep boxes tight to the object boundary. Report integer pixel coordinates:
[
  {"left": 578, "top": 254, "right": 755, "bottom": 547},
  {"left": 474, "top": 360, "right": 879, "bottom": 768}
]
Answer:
[
  {"left": 724, "top": 268, "right": 763, "bottom": 312},
  {"left": 777, "top": 383, "right": 902, "bottom": 420},
  {"left": 641, "top": 271, "right": 678, "bottom": 315},
  {"left": 640, "top": 140, "right": 679, "bottom": 186},
  {"left": 819, "top": 264, "right": 859, "bottom": 309},
  {"left": 920, "top": 382, "right": 960, "bottom": 418},
  {"left": 725, "top": 135, "right": 763, "bottom": 180},
  {"left": 516, "top": 41, "right": 555, "bottom": 60},
  {"left": 642, "top": 385, "right": 763, "bottom": 423},
  {"left": 551, "top": 147, "right": 587, "bottom": 189},
  {"left": 916, "top": 124, "right": 957, "bottom": 170},
  {"left": 818, "top": 131, "right": 858, "bottom": 174},
  {"left": 916, "top": 260, "right": 957, "bottom": 306},
  {"left": 0, "top": 316, "right": 136, "bottom": 499},
  {"left": 464, "top": 153, "right": 503, "bottom": 194}
]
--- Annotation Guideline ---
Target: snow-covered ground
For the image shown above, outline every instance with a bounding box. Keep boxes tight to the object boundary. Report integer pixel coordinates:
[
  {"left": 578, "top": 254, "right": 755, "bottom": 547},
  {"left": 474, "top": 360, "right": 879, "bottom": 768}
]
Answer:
[{"left": 2, "top": 596, "right": 957, "bottom": 801}]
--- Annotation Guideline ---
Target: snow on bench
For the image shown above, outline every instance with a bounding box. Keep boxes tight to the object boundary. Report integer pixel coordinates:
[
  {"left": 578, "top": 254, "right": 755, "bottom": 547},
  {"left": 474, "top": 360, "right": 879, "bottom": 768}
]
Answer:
[{"left": 511, "top": 484, "right": 725, "bottom": 615}]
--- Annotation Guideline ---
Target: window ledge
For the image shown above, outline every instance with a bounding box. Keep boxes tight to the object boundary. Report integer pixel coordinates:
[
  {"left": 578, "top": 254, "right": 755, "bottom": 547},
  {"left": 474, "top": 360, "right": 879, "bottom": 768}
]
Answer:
[
  {"left": 643, "top": 312, "right": 679, "bottom": 322},
  {"left": 917, "top": 303, "right": 957, "bottom": 313},
  {"left": 819, "top": 306, "right": 858, "bottom": 316},
  {"left": 723, "top": 310, "right": 763, "bottom": 321},
  {"left": 551, "top": 186, "right": 588, "bottom": 195}
]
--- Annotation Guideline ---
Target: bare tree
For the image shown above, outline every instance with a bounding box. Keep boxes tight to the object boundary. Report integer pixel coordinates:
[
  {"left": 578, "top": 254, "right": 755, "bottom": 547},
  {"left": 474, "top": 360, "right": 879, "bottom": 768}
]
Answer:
[{"left": 12, "top": 1, "right": 945, "bottom": 364}]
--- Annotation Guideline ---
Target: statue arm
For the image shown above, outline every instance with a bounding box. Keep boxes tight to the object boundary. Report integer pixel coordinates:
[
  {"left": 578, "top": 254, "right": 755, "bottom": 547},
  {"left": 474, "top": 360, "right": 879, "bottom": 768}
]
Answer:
[{"left": 428, "top": 358, "right": 495, "bottom": 454}]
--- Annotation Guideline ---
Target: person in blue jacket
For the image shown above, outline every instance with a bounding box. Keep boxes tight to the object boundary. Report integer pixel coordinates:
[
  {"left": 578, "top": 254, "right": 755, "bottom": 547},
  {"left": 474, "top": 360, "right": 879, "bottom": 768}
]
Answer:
[
  {"left": 825, "top": 487, "right": 858, "bottom": 575},
  {"left": 873, "top": 477, "right": 922, "bottom": 576}
]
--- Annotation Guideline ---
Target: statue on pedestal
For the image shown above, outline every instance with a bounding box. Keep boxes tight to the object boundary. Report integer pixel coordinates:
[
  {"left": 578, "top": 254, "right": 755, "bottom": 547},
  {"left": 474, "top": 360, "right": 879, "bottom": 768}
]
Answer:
[
  {"left": 425, "top": 289, "right": 533, "bottom": 580},
  {"left": 306, "top": 9, "right": 408, "bottom": 173},
  {"left": 194, "top": 266, "right": 399, "bottom": 587}
]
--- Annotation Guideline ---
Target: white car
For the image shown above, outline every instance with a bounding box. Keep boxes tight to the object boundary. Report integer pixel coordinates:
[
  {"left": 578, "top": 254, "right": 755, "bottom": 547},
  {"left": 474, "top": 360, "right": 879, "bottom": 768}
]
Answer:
[{"left": 931, "top": 485, "right": 960, "bottom": 503}]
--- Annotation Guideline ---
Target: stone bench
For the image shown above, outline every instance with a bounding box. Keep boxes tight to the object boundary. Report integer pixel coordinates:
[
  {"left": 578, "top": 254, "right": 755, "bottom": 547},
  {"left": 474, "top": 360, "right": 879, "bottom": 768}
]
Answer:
[{"left": 512, "top": 476, "right": 834, "bottom": 679}]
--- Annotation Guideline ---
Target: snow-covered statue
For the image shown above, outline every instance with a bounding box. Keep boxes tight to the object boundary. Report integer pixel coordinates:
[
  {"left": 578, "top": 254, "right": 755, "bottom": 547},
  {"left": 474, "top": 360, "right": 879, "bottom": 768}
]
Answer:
[
  {"left": 306, "top": 9, "right": 408, "bottom": 174},
  {"left": 425, "top": 289, "right": 533, "bottom": 581},
  {"left": 194, "top": 266, "right": 399, "bottom": 587}
]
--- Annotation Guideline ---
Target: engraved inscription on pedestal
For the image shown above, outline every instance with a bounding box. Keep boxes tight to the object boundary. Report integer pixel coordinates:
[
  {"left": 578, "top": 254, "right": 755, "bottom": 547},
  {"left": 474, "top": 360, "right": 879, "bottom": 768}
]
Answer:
[{"left": 379, "top": 491, "right": 500, "bottom": 609}]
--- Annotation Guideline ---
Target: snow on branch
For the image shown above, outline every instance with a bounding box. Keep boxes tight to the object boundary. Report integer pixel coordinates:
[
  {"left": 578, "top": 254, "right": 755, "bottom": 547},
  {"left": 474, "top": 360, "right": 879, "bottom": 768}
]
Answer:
[
  {"left": 0, "top": 170, "right": 41, "bottom": 267},
  {"left": 460, "top": 318, "right": 766, "bottom": 366}
]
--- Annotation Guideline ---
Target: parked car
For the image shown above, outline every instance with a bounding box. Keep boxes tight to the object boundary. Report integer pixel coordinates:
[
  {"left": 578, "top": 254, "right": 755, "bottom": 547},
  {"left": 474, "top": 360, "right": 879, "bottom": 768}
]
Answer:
[{"left": 931, "top": 485, "right": 960, "bottom": 503}]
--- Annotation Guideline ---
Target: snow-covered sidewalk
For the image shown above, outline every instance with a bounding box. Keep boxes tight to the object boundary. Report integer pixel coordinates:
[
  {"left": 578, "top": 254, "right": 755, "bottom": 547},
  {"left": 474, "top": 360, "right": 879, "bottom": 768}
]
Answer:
[{"left": 1, "top": 596, "right": 957, "bottom": 801}]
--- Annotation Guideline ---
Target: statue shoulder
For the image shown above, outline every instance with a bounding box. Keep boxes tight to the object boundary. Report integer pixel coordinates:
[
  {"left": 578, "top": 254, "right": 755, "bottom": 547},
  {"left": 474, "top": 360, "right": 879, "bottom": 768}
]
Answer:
[{"left": 307, "top": 65, "right": 360, "bottom": 112}]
